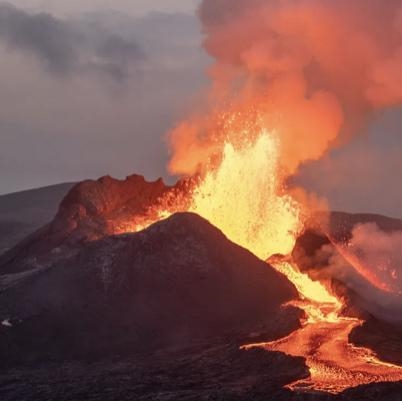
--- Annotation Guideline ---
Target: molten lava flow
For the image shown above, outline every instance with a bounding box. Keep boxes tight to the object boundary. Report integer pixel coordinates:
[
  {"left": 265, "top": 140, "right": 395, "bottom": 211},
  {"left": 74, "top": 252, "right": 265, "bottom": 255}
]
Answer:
[
  {"left": 122, "top": 128, "right": 402, "bottom": 394},
  {"left": 243, "top": 260, "right": 402, "bottom": 394},
  {"left": 270, "top": 258, "right": 342, "bottom": 324}
]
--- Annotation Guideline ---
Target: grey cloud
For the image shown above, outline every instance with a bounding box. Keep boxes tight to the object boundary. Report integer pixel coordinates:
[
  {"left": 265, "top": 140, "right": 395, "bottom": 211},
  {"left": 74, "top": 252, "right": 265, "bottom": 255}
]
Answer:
[
  {"left": 198, "top": 0, "right": 263, "bottom": 26},
  {"left": 0, "top": 2, "right": 144, "bottom": 80},
  {"left": 0, "top": 2, "right": 78, "bottom": 74},
  {"left": 93, "top": 35, "right": 144, "bottom": 81},
  {"left": 0, "top": 9, "right": 208, "bottom": 195}
]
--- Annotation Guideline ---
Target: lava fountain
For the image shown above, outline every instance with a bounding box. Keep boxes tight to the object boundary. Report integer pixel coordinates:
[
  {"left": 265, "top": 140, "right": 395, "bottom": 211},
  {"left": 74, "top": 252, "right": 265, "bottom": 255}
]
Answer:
[
  {"left": 129, "top": 0, "right": 402, "bottom": 392},
  {"left": 124, "top": 126, "right": 402, "bottom": 394},
  {"left": 188, "top": 132, "right": 302, "bottom": 258}
]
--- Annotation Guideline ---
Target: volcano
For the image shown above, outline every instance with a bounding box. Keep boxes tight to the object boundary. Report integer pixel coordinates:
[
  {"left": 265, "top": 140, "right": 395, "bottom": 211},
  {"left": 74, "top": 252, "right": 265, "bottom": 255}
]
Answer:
[
  {"left": 1, "top": 0, "right": 402, "bottom": 399},
  {"left": 0, "top": 175, "right": 402, "bottom": 400},
  {"left": 0, "top": 180, "right": 300, "bottom": 364}
]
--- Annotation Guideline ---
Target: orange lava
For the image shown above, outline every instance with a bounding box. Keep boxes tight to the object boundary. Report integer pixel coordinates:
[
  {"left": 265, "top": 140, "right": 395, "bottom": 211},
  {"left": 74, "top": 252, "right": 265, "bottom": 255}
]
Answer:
[
  {"left": 243, "top": 261, "right": 402, "bottom": 394},
  {"left": 122, "top": 128, "right": 402, "bottom": 394},
  {"left": 126, "top": 131, "right": 303, "bottom": 259}
]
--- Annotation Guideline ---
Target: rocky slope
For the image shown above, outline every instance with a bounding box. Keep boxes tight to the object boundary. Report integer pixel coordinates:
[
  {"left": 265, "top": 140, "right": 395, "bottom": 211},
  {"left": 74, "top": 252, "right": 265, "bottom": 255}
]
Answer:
[
  {"left": 0, "top": 175, "right": 179, "bottom": 274},
  {"left": 1, "top": 175, "right": 401, "bottom": 399},
  {"left": 0, "top": 212, "right": 299, "bottom": 367},
  {"left": 0, "top": 343, "right": 309, "bottom": 401}
]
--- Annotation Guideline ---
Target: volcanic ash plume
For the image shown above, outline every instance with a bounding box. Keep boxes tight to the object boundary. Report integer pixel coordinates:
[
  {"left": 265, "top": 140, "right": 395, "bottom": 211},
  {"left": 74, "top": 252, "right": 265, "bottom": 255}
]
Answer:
[{"left": 169, "top": 0, "right": 402, "bottom": 177}]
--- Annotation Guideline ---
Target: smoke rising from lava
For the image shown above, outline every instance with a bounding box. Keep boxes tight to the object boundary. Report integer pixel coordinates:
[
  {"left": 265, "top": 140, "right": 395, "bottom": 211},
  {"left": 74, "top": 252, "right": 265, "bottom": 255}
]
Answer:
[
  {"left": 348, "top": 223, "right": 402, "bottom": 295},
  {"left": 318, "top": 223, "right": 402, "bottom": 323},
  {"left": 168, "top": 0, "right": 402, "bottom": 177},
  {"left": 163, "top": 0, "right": 402, "bottom": 325}
]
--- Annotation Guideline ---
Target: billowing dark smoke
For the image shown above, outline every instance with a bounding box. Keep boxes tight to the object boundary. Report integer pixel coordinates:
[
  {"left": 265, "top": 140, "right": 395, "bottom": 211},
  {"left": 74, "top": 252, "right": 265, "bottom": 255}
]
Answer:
[{"left": 169, "top": 0, "right": 402, "bottom": 176}]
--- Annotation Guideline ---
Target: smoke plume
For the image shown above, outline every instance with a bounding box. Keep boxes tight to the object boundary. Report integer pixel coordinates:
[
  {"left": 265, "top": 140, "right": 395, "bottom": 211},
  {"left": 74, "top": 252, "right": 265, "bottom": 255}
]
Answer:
[
  {"left": 319, "top": 223, "right": 402, "bottom": 322},
  {"left": 168, "top": 0, "right": 402, "bottom": 177}
]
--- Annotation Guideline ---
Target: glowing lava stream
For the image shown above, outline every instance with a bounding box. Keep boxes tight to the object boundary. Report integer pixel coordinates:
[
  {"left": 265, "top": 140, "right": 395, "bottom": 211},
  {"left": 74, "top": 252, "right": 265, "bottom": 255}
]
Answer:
[
  {"left": 242, "top": 261, "right": 402, "bottom": 394},
  {"left": 184, "top": 134, "right": 402, "bottom": 394},
  {"left": 129, "top": 131, "right": 402, "bottom": 393}
]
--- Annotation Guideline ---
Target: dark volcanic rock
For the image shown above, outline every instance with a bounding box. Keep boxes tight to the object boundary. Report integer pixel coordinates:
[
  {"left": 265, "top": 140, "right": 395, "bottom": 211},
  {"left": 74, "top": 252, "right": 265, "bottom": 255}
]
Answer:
[
  {"left": 0, "top": 213, "right": 299, "bottom": 367},
  {"left": 0, "top": 175, "right": 305, "bottom": 396},
  {"left": 0, "top": 175, "right": 178, "bottom": 274},
  {"left": 0, "top": 343, "right": 309, "bottom": 401},
  {"left": 349, "top": 318, "right": 402, "bottom": 366},
  {"left": 0, "top": 181, "right": 401, "bottom": 400},
  {"left": 0, "top": 342, "right": 400, "bottom": 401},
  {"left": 54, "top": 174, "right": 170, "bottom": 239},
  {"left": 339, "top": 381, "right": 402, "bottom": 401}
]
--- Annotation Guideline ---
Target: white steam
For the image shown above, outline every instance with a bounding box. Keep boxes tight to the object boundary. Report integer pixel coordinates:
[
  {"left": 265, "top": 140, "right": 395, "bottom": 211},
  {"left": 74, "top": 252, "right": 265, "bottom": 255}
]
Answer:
[{"left": 319, "top": 223, "right": 402, "bottom": 322}]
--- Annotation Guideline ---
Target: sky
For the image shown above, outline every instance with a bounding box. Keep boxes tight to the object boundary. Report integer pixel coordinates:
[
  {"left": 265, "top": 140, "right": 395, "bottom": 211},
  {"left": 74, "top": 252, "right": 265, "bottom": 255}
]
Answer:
[
  {"left": 0, "top": 0, "right": 207, "bottom": 193},
  {"left": 0, "top": 0, "right": 401, "bottom": 219},
  {"left": 8, "top": 0, "right": 199, "bottom": 16}
]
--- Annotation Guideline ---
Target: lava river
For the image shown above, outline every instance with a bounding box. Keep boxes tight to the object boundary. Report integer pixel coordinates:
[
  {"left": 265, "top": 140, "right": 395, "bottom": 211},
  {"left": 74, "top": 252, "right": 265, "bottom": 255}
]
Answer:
[
  {"left": 243, "top": 261, "right": 402, "bottom": 394},
  {"left": 126, "top": 132, "right": 402, "bottom": 394}
]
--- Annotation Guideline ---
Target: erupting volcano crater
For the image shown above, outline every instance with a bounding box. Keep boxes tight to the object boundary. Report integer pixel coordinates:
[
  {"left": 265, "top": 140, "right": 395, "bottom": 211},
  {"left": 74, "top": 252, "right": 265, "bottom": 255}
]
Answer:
[{"left": 1, "top": 132, "right": 402, "bottom": 398}]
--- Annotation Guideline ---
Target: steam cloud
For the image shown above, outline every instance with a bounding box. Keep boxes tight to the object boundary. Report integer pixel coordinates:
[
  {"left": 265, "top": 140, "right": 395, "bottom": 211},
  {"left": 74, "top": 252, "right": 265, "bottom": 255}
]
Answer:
[
  {"left": 168, "top": 0, "right": 402, "bottom": 176},
  {"left": 319, "top": 223, "right": 402, "bottom": 322},
  {"left": 347, "top": 223, "right": 402, "bottom": 294}
]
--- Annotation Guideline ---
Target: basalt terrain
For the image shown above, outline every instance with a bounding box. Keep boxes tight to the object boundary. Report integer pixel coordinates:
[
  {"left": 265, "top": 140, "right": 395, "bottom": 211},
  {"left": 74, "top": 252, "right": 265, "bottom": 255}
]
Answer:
[{"left": 0, "top": 175, "right": 401, "bottom": 400}]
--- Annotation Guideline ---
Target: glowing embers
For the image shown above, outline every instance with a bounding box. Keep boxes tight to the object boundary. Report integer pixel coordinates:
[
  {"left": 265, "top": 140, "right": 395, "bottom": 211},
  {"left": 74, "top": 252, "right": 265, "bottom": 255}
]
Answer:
[
  {"left": 189, "top": 133, "right": 302, "bottom": 259},
  {"left": 123, "top": 131, "right": 303, "bottom": 261},
  {"left": 116, "top": 126, "right": 402, "bottom": 394}
]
